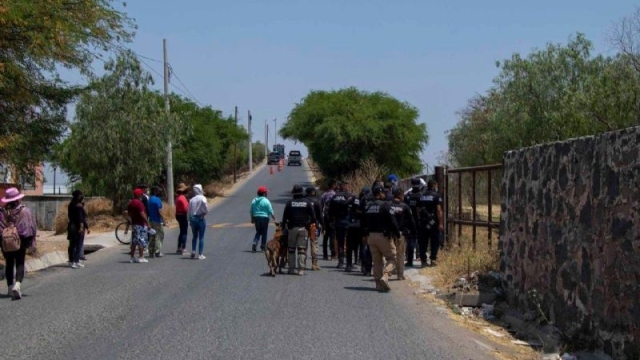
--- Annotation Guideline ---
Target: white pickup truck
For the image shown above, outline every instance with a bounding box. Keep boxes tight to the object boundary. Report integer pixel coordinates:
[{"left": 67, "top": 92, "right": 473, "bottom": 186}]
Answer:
[{"left": 287, "top": 150, "right": 302, "bottom": 166}]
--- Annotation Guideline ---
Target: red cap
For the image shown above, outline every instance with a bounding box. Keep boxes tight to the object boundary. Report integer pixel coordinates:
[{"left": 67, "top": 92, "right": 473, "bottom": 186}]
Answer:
[
  {"left": 133, "top": 188, "right": 144, "bottom": 197},
  {"left": 258, "top": 186, "right": 268, "bottom": 194}
]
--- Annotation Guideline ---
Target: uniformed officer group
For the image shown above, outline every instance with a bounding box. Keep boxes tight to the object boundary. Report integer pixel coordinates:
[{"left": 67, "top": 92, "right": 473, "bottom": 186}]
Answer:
[{"left": 277, "top": 175, "right": 444, "bottom": 293}]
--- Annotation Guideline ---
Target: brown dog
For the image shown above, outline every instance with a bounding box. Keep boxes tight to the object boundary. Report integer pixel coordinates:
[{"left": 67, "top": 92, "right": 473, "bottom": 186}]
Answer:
[{"left": 265, "top": 223, "right": 287, "bottom": 276}]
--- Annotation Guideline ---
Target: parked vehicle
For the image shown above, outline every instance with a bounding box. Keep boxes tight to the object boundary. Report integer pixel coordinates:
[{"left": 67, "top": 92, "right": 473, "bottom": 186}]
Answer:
[
  {"left": 273, "top": 144, "right": 285, "bottom": 159},
  {"left": 267, "top": 152, "right": 281, "bottom": 165},
  {"left": 287, "top": 150, "right": 302, "bottom": 166}
]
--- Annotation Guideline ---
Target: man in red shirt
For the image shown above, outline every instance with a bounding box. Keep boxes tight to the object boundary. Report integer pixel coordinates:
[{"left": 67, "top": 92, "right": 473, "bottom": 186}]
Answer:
[
  {"left": 175, "top": 183, "right": 189, "bottom": 254},
  {"left": 128, "top": 188, "right": 150, "bottom": 263}
]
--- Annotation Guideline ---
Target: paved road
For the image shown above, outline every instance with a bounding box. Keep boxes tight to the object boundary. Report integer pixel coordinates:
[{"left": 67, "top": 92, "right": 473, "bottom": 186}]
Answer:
[{"left": 1, "top": 162, "right": 497, "bottom": 360}]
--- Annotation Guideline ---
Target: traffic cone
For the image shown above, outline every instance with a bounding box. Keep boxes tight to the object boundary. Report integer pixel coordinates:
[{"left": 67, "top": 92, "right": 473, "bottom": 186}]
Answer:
[
  {"left": 270, "top": 166, "right": 274, "bottom": 175},
  {"left": 278, "top": 163, "right": 282, "bottom": 172}
]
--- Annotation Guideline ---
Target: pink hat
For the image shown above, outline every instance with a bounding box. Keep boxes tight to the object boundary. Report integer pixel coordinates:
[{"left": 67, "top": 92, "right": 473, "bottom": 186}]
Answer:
[{"left": 1, "top": 187, "right": 24, "bottom": 203}]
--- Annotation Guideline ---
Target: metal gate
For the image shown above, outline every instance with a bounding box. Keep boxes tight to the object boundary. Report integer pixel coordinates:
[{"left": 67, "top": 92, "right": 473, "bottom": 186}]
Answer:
[{"left": 441, "top": 164, "right": 503, "bottom": 249}]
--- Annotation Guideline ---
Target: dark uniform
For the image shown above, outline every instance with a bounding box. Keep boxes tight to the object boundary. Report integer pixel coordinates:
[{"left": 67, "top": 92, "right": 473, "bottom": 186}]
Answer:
[
  {"left": 305, "top": 187, "right": 324, "bottom": 271},
  {"left": 417, "top": 186, "right": 443, "bottom": 265},
  {"left": 390, "top": 191, "right": 416, "bottom": 280},
  {"left": 282, "top": 185, "right": 316, "bottom": 275},
  {"left": 359, "top": 188, "right": 373, "bottom": 275},
  {"left": 328, "top": 188, "right": 352, "bottom": 268},
  {"left": 404, "top": 178, "right": 423, "bottom": 266},
  {"left": 345, "top": 194, "right": 364, "bottom": 272},
  {"left": 362, "top": 186, "right": 401, "bottom": 292}
]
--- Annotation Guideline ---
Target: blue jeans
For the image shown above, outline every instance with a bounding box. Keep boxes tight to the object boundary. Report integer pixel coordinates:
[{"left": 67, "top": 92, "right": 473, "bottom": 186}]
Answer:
[
  {"left": 253, "top": 217, "right": 270, "bottom": 249},
  {"left": 190, "top": 216, "right": 206, "bottom": 255}
]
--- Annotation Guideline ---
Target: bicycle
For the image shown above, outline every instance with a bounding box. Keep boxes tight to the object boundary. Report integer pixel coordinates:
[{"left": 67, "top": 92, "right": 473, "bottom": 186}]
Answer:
[{"left": 115, "top": 212, "right": 132, "bottom": 245}]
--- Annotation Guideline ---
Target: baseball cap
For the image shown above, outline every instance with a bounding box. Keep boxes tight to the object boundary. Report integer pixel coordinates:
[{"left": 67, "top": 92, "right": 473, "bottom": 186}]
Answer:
[
  {"left": 133, "top": 188, "right": 144, "bottom": 197},
  {"left": 388, "top": 174, "right": 398, "bottom": 182},
  {"left": 371, "top": 185, "right": 383, "bottom": 195},
  {"left": 258, "top": 186, "right": 268, "bottom": 194}
]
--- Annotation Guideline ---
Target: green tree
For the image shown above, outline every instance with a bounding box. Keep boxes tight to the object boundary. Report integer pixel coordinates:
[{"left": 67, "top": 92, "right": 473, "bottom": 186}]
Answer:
[
  {"left": 169, "top": 95, "right": 247, "bottom": 183},
  {"left": 0, "top": 0, "right": 134, "bottom": 173},
  {"left": 280, "top": 87, "right": 428, "bottom": 179},
  {"left": 56, "top": 51, "right": 179, "bottom": 213},
  {"left": 448, "top": 34, "right": 640, "bottom": 166}
]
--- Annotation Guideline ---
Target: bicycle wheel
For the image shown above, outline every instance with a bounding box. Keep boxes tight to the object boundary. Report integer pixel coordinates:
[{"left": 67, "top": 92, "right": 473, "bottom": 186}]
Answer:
[{"left": 115, "top": 222, "right": 131, "bottom": 245}]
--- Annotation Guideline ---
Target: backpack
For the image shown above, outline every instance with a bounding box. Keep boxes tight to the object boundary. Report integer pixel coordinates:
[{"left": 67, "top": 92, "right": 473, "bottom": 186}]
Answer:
[{"left": 2, "top": 209, "right": 21, "bottom": 252}]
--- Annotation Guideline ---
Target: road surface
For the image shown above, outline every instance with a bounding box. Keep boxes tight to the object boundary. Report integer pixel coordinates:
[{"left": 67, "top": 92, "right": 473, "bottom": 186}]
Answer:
[{"left": 1, "top": 163, "right": 497, "bottom": 360}]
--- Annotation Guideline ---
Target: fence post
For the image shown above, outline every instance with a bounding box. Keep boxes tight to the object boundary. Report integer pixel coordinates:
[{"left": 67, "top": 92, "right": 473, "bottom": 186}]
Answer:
[
  {"left": 457, "top": 171, "right": 462, "bottom": 246},
  {"left": 488, "top": 169, "right": 492, "bottom": 248},
  {"left": 472, "top": 170, "right": 477, "bottom": 250},
  {"left": 435, "top": 166, "right": 446, "bottom": 245}
]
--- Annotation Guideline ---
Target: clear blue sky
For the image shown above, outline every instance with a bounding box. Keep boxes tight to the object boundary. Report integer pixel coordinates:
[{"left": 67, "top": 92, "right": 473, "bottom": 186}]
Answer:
[{"left": 47, "top": 0, "right": 639, "bottom": 185}]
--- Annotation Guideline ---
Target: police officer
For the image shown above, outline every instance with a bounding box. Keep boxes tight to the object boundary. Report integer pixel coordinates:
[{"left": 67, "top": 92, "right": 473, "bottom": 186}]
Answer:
[
  {"left": 328, "top": 181, "right": 353, "bottom": 269},
  {"left": 320, "top": 179, "right": 338, "bottom": 260},
  {"left": 390, "top": 187, "right": 416, "bottom": 280},
  {"left": 344, "top": 189, "right": 365, "bottom": 272},
  {"left": 305, "top": 186, "right": 323, "bottom": 271},
  {"left": 281, "top": 185, "right": 316, "bottom": 275},
  {"left": 419, "top": 179, "right": 444, "bottom": 266},
  {"left": 359, "top": 187, "right": 373, "bottom": 276},
  {"left": 362, "top": 185, "right": 400, "bottom": 292},
  {"left": 404, "top": 178, "right": 423, "bottom": 267}
]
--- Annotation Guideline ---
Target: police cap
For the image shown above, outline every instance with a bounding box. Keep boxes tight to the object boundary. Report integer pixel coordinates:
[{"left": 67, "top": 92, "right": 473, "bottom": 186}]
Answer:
[
  {"left": 305, "top": 186, "right": 316, "bottom": 195},
  {"left": 371, "top": 185, "right": 383, "bottom": 195},
  {"left": 411, "top": 178, "right": 421, "bottom": 187},
  {"left": 292, "top": 185, "right": 304, "bottom": 195}
]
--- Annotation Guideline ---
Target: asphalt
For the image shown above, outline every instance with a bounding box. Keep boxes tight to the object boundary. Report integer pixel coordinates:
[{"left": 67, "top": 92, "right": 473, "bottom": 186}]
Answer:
[{"left": 1, "top": 161, "right": 498, "bottom": 360}]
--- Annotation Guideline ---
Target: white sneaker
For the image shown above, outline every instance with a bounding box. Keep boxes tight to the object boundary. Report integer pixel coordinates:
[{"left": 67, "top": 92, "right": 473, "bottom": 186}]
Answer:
[
  {"left": 198, "top": 254, "right": 206, "bottom": 260},
  {"left": 68, "top": 262, "right": 75, "bottom": 268},
  {"left": 11, "top": 282, "right": 22, "bottom": 300},
  {"left": 76, "top": 262, "right": 85, "bottom": 268},
  {"left": 70, "top": 263, "right": 78, "bottom": 269},
  {"left": 138, "top": 258, "right": 149, "bottom": 263}
]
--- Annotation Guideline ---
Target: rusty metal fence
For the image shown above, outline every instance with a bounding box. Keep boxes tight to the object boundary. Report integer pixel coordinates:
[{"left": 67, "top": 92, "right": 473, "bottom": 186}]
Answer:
[{"left": 443, "top": 164, "right": 503, "bottom": 249}]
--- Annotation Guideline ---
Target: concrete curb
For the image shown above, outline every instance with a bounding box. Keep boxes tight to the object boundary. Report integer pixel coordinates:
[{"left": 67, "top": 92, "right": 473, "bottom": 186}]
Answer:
[
  {"left": 24, "top": 162, "right": 267, "bottom": 273},
  {"left": 304, "top": 159, "right": 317, "bottom": 184}
]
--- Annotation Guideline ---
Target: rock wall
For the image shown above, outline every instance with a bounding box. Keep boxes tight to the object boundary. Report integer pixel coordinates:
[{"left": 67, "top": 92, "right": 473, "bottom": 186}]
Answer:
[{"left": 499, "top": 126, "right": 640, "bottom": 359}]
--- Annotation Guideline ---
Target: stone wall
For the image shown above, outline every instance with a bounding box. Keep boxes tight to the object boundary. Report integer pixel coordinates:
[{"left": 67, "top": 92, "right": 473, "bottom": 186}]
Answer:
[{"left": 500, "top": 126, "right": 640, "bottom": 359}]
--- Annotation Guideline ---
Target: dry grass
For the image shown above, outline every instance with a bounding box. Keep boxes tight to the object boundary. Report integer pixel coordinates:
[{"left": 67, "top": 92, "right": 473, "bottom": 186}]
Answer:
[
  {"left": 424, "top": 226, "right": 501, "bottom": 290},
  {"left": 340, "top": 157, "right": 388, "bottom": 192},
  {"left": 54, "top": 198, "right": 175, "bottom": 235}
]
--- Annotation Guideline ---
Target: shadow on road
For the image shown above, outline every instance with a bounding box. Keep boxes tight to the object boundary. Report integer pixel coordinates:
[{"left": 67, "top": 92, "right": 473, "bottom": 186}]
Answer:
[{"left": 344, "top": 286, "right": 379, "bottom": 292}]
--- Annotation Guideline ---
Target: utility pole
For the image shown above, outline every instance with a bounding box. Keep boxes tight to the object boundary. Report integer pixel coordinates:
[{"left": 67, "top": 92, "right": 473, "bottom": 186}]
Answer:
[
  {"left": 265, "top": 120, "right": 269, "bottom": 156},
  {"left": 164, "top": 38, "right": 175, "bottom": 206},
  {"left": 233, "top": 106, "right": 238, "bottom": 183},
  {"left": 248, "top": 110, "right": 252, "bottom": 172},
  {"left": 273, "top": 118, "right": 277, "bottom": 145}
]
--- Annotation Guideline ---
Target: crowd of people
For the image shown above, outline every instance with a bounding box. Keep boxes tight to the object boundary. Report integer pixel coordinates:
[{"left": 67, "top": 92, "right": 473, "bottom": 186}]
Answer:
[
  {"left": 254, "top": 174, "right": 444, "bottom": 292},
  {"left": 126, "top": 183, "right": 209, "bottom": 263}
]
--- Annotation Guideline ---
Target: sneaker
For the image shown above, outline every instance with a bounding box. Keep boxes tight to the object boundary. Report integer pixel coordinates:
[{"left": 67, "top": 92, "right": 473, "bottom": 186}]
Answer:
[
  {"left": 379, "top": 278, "right": 391, "bottom": 292},
  {"left": 70, "top": 263, "right": 78, "bottom": 269},
  {"left": 138, "top": 258, "right": 149, "bottom": 263},
  {"left": 398, "top": 275, "right": 406, "bottom": 281},
  {"left": 155, "top": 252, "right": 164, "bottom": 258},
  {"left": 345, "top": 265, "right": 352, "bottom": 273},
  {"left": 191, "top": 252, "right": 196, "bottom": 259},
  {"left": 76, "top": 262, "right": 85, "bottom": 268},
  {"left": 297, "top": 270, "right": 304, "bottom": 276},
  {"left": 198, "top": 254, "right": 206, "bottom": 260},
  {"left": 68, "top": 262, "right": 74, "bottom": 268},
  {"left": 11, "top": 282, "right": 21, "bottom": 300},
  {"left": 252, "top": 244, "right": 257, "bottom": 252},
  {"left": 129, "top": 257, "right": 136, "bottom": 263}
]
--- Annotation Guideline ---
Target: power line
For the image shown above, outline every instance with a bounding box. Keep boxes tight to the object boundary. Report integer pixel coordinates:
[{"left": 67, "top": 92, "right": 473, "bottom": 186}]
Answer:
[{"left": 168, "top": 65, "right": 202, "bottom": 105}]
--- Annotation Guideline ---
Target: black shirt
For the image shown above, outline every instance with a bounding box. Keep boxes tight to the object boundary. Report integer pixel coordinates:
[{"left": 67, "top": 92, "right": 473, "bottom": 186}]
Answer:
[
  {"left": 362, "top": 198, "right": 400, "bottom": 238},
  {"left": 305, "top": 195, "right": 324, "bottom": 228},
  {"left": 404, "top": 189, "right": 423, "bottom": 224},
  {"left": 68, "top": 201, "right": 89, "bottom": 231},
  {"left": 282, "top": 196, "right": 316, "bottom": 229},
  {"left": 417, "top": 189, "right": 443, "bottom": 230},
  {"left": 346, "top": 195, "right": 364, "bottom": 228},
  {"left": 328, "top": 191, "right": 352, "bottom": 221},
  {"left": 390, "top": 199, "right": 416, "bottom": 236}
]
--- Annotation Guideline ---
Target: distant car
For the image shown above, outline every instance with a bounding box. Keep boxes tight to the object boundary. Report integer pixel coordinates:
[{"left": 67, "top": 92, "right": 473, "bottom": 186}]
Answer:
[
  {"left": 287, "top": 150, "right": 302, "bottom": 166},
  {"left": 267, "top": 152, "right": 281, "bottom": 165}
]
